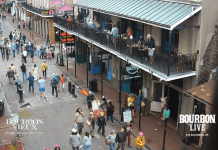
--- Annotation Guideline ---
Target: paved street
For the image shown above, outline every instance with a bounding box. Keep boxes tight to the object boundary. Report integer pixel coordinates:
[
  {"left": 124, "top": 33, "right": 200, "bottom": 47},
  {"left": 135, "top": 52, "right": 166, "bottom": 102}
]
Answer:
[{"left": 0, "top": 18, "right": 139, "bottom": 150}]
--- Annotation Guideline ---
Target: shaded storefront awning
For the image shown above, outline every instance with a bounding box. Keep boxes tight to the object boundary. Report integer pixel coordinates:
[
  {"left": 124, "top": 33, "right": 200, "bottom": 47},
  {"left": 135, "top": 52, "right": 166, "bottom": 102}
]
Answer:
[
  {"left": 184, "top": 81, "right": 215, "bottom": 107},
  {"left": 74, "top": 0, "right": 202, "bottom": 30}
]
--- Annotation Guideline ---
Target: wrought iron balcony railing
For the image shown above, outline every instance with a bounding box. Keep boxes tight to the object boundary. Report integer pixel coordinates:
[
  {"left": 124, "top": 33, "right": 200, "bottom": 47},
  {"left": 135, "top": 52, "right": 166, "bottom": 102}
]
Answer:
[
  {"left": 22, "top": 2, "right": 53, "bottom": 17},
  {"left": 54, "top": 16, "right": 197, "bottom": 76}
]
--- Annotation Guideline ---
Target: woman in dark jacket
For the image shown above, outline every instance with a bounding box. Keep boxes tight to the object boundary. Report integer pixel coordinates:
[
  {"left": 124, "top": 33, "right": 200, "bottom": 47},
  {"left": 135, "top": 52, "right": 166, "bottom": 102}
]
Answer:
[
  {"left": 106, "top": 101, "right": 114, "bottom": 126},
  {"left": 9, "top": 32, "right": 13, "bottom": 42},
  {"left": 97, "top": 112, "right": 106, "bottom": 136}
]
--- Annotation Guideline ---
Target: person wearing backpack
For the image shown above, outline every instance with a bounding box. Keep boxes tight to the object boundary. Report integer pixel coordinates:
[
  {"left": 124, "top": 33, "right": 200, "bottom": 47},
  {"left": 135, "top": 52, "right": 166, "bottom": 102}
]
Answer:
[
  {"left": 51, "top": 73, "right": 58, "bottom": 97},
  {"left": 61, "top": 74, "right": 67, "bottom": 93},
  {"left": 27, "top": 72, "right": 35, "bottom": 92}
]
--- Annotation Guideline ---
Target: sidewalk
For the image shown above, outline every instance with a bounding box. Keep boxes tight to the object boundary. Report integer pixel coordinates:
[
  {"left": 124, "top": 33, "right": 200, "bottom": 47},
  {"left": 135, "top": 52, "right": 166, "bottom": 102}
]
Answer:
[
  {"left": 0, "top": 84, "right": 23, "bottom": 150},
  {"left": 5, "top": 13, "right": 198, "bottom": 150}
]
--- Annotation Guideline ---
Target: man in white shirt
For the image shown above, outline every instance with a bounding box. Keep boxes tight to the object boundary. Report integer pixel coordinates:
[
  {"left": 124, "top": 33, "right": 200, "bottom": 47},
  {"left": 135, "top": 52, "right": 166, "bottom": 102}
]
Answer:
[{"left": 22, "top": 49, "right": 27, "bottom": 63}]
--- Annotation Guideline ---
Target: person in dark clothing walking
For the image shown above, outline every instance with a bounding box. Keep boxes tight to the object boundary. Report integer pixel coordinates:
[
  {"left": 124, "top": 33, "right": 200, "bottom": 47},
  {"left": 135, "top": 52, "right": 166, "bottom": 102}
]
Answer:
[
  {"left": 5, "top": 44, "right": 10, "bottom": 61},
  {"left": 100, "top": 96, "right": 108, "bottom": 115},
  {"left": 86, "top": 91, "right": 94, "bottom": 112},
  {"left": 115, "top": 127, "right": 126, "bottom": 150},
  {"left": 22, "top": 34, "right": 26, "bottom": 43},
  {"left": 1, "top": 46, "right": 5, "bottom": 60},
  {"left": 29, "top": 48, "right": 34, "bottom": 63},
  {"left": 15, "top": 74, "right": 23, "bottom": 101},
  {"left": 97, "top": 112, "right": 106, "bottom": 136},
  {"left": 123, "top": 121, "right": 133, "bottom": 148},
  {"left": 51, "top": 73, "right": 58, "bottom": 97},
  {"left": 46, "top": 35, "right": 50, "bottom": 44},
  {"left": 27, "top": 72, "right": 35, "bottom": 92},
  {"left": 40, "top": 46, "right": 44, "bottom": 59},
  {"left": 9, "top": 32, "right": 13, "bottom": 42},
  {"left": 106, "top": 100, "right": 115, "bottom": 126},
  {"left": 6, "top": 67, "right": 14, "bottom": 83},
  {"left": 20, "top": 63, "right": 27, "bottom": 82}
]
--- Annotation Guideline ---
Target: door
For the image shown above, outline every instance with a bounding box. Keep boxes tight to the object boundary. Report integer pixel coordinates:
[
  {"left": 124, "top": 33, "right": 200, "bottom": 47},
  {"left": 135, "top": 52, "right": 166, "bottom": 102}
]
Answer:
[
  {"left": 151, "top": 81, "right": 165, "bottom": 112},
  {"left": 162, "top": 29, "right": 179, "bottom": 54},
  {"left": 107, "top": 59, "right": 112, "bottom": 81}
]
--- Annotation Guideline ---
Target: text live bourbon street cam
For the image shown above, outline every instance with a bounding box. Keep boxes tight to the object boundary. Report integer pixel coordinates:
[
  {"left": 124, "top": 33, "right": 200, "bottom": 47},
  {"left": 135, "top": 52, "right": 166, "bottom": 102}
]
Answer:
[{"left": 1, "top": 0, "right": 218, "bottom": 150}]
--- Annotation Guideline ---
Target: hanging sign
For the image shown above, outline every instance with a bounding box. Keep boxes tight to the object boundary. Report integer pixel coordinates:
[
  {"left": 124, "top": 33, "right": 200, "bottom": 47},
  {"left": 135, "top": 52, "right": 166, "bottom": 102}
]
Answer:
[
  {"left": 61, "top": 32, "right": 74, "bottom": 42},
  {"left": 26, "top": 13, "right": 31, "bottom": 16},
  {"left": 123, "top": 109, "right": 132, "bottom": 122},
  {"left": 126, "top": 64, "right": 138, "bottom": 75},
  {"left": 41, "top": 11, "right": 49, "bottom": 15},
  {"left": 49, "top": 10, "right": 54, "bottom": 15}
]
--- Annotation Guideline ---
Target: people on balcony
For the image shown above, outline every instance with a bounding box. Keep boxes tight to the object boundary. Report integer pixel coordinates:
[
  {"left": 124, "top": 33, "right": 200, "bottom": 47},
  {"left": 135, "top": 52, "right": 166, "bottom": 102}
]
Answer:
[
  {"left": 63, "top": 12, "right": 68, "bottom": 19},
  {"left": 84, "top": 14, "right": 90, "bottom": 25},
  {"left": 88, "top": 19, "right": 95, "bottom": 28},
  {"left": 93, "top": 16, "right": 101, "bottom": 30},
  {"left": 111, "top": 25, "right": 119, "bottom": 49},
  {"left": 105, "top": 20, "right": 113, "bottom": 48},
  {"left": 146, "top": 34, "right": 155, "bottom": 64},
  {"left": 138, "top": 38, "right": 146, "bottom": 48},
  {"left": 127, "top": 27, "right": 133, "bottom": 38}
]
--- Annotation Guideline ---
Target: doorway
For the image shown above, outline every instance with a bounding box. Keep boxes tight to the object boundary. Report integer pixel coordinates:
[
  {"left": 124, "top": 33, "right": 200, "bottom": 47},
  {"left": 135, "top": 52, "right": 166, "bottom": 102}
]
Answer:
[{"left": 162, "top": 29, "right": 179, "bottom": 54}]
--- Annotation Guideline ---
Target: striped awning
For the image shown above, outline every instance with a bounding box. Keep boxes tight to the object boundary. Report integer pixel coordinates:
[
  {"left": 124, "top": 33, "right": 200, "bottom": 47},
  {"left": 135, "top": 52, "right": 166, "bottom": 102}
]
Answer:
[{"left": 74, "top": 0, "right": 202, "bottom": 30}]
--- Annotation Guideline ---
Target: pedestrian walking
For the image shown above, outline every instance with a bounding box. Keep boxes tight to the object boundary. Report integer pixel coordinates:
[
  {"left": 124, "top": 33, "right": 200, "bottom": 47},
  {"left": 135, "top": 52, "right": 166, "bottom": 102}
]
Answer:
[
  {"left": 33, "top": 64, "right": 39, "bottom": 80},
  {"left": 6, "top": 66, "right": 15, "bottom": 84},
  {"left": 123, "top": 122, "right": 133, "bottom": 148},
  {"left": 41, "top": 61, "right": 48, "bottom": 78},
  {"left": 22, "top": 34, "right": 26, "bottom": 43},
  {"left": 106, "top": 100, "right": 115, "bottom": 126},
  {"left": 10, "top": 62, "right": 16, "bottom": 74},
  {"left": 133, "top": 132, "right": 146, "bottom": 150},
  {"left": 5, "top": 43, "right": 10, "bottom": 61},
  {"left": 56, "top": 74, "right": 61, "bottom": 92},
  {"left": 40, "top": 46, "right": 44, "bottom": 59},
  {"left": 20, "top": 63, "right": 27, "bottom": 82},
  {"left": 69, "top": 128, "right": 81, "bottom": 150},
  {"left": 51, "top": 73, "right": 58, "bottom": 97},
  {"left": 87, "top": 112, "right": 95, "bottom": 137},
  {"left": 15, "top": 74, "right": 22, "bottom": 93},
  {"left": 83, "top": 131, "right": 92, "bottom": 150},
  {"left": 22, "top": 21, "right": 25, "bottom": 29},
  {"left": 12, "top": 30, "right": 16, "bottom": 39},
  {"left": 22, "top": 48, "right": 27, "bottom": 63},
  {"left": 33, "top": 43, "right": 37, "bottom": 55},
  {"left": 46, "top": 35, "right": 50, "bottom": 44},
  {"left": 27, "top": 72, "right": 35, "bottom": 92},
  {"left": 86, "top": 91, "right": 94, "bottom": 112},
  {"left": 18, "top": 21, "right": 21, "bottom": 29},
  {"left": 36, "top": 44, "right": 40, "bottom": 57},
  {"left": 97, "top": 112, "right": 106, "bottom": 136},
  {"left": 74, "top": 108, "right": 84, "bottom": 135},
  {"left": 11, "top": 41, "right": 16, "bottom": 57},
  {"left": 115, "top": 127, "right": 126, "bottom": 150},
  {"left": 1, "top": 45, "right": 5, "bottom": 60},
  {"left": 61, "top": 74, "right": 67, "bottom": 93},
  {"left": 20, "top": 38, "right": 24, "bottom": 50},
  {"left": 29, "top": 48, "right": 34, "bottom": 63},
  {"left": 9, "top": 32, "right": 13, "bottom": 42},
  {"left": 92, "top": 97, "right": 100, "bottom": 119},
  {"left": 106, "top": 130, "right": 116, "bottom": 150},
  {"left": 100, "top": 96, "right": 108, "bottom": 115},
  {"left": 37, "top": 77, "right": 48, "bottom": 99},
  {"left": 16, "top": 41, "right": 20, "bottom": 54},
  {"left": 127, "top": 94, "right": 135, "bottom": 119}
]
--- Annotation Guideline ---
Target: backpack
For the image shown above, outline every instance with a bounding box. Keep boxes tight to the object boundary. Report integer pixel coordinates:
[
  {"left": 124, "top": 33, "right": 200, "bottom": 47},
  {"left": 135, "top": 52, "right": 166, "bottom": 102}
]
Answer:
[
  {"left": 64, "top": 77, "right": 67, "bottom": 83},
  {"left": 51, "top": 78, "right": 58, "bottom": 86}
]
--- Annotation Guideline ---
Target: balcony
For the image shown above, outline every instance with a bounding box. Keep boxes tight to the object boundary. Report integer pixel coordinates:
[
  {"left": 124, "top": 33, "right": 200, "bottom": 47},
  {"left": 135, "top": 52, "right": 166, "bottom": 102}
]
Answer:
[
  {"left": 22, "top": 2, "right": 54, "bottom": 17},
  {"left": 53, "top": 16, "right": 197, "bottom": 81}
]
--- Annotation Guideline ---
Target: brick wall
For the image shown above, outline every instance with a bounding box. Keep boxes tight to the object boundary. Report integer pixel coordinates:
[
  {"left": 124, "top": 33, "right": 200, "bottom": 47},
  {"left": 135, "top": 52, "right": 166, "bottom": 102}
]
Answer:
[{"left": 198, "top": 25, "right": 218, "bottom": 84}]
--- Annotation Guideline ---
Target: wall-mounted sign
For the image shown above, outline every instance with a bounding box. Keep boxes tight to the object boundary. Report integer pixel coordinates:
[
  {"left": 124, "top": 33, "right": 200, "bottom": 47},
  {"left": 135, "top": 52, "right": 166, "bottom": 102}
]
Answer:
[
  {"left": 26, "top": 13, "right": 31, "bottom": 16},
  {"left": 126, "top": 64, "right": 138, "bottom": 75},
  {"left": 33, "top": 16, "right": 40, "bottom": 21},
  {"left": 49, "top": 10, "right": 54, "bottom": 15},
  {"left": 41, "top": 11, "right": 49, "bottom": 15},
  {"left": 61, "top": 32, "right": 74, "bottom": 42}
]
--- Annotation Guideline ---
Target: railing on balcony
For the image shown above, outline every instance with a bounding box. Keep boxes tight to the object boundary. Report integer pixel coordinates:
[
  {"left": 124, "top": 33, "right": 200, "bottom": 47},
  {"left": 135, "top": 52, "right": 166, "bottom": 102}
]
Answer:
[
  {"left": 54, "top": 16, "right": 197, "bottom": 76},
  {"left": 22, "top": 2, "right": 53, "bottom": 16}
]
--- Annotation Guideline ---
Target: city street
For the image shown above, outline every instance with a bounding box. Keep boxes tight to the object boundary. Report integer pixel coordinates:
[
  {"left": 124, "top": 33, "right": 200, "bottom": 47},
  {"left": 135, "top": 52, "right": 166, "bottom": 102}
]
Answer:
[{"left": 0, "top": 19, "right": 139, "bottom": 150}]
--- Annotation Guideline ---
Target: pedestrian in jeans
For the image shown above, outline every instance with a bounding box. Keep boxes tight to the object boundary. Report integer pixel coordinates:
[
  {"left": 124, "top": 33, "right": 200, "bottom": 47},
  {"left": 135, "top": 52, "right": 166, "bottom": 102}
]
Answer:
[
  {"left": 97, "top": 112, "right": 106, "bottom": 136},
  {"left": 36, "top": 44, "right": 40, "bottom": 57},
  {"left": 87, "top": 112, "right": 95, "bottom": 137},
  {"left": 29, "top": 48, "right": 34, "bottom": 63},
  {"left": 6, "top": 67, "right": 14, "bottom": 83},
  {"left": 51, "top": 73, "right": 58, "bottom": 97},
  {"left": 11, "top": 41, "right": 16, "bottom": 57},
  {"left": 86, "top": 91, "right": 94, "bottom": 112},
  {"left": 18, "top": 21, "right": 21, "bottom": 29},
  {"left": 83, "top": 131, "right": 92, "bottom": 150},
  {"left": 22, "top": 34, "right": 26, "bottom": 43},
  {"left": 106, "top": 100, "right": 115, "bottom": 126},
  {"left": 106, "top": 130, "right": 116, "bottom": 150},
  {"left": 27, "top": 72, "right": 35, "bottom": 92},
  {"left": 16, "top": 42, "right": 20, "bottom": 54},
  {"left": 69, "top": 128, "right": 81, "bottom": 150},
  {"left": 56, "top": 74, "right": 61, "bottom": 92},
  {"left": 61, "top": 74, "right": 67, "bottom": 93},
  {"left": 41, "top": 61, "right": 47, "bottom": 78},
  {"left": 115, "top": 127, "right": 126, "bottom": 150},
  {"left": 40, "top": 46, "right": 44, "bottom": 59},
  {"left": 74, "top": 108, "right": 84, "bottom": 135},
  {"left": 46, "top": 35, "right": 50, "bottom": 44},
  {"left": 5, "top": 44, "right": 10, "bottom": 61},
  {"left": 37, "top": 77, "right": 48, "bottom": 100},
  {"left": 1, "top": 46, "right": 5, "bottom": 60},
  {"left": 20, "top": 63, "right": 27, "bottom": 82},
  {"left": 123, "top": 121, "right": 133, "bottom": 148}
]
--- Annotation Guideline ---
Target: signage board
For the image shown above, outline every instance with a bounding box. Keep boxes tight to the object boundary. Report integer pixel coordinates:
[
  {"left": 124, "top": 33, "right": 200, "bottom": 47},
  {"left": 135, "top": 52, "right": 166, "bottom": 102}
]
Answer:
[
  {"left": 126, "top": 64, "right": 138, "bottom": 75},
  {"left": 33, "top": 16, "right": 40, "bottom": 21},
  {"left": 41, "top": 11, "right": 49, "bottom": 16},
  {"left": 26, "top": 13, "right": 31, "bottom": 16},
  {"left": 123, "top": 109, "right": 132, "bottom": 122}
]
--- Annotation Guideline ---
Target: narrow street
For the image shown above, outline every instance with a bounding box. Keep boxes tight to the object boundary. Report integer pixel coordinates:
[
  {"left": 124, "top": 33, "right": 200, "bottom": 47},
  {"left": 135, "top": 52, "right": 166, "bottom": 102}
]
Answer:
[{"left": 0, "top": 18, "right": 137, "bottom": 150}]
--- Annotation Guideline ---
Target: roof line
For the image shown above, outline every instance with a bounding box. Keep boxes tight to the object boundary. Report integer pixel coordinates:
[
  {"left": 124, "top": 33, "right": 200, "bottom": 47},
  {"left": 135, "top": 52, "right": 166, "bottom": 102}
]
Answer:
[{"left": 159, "top": 0, "right": 202, "bottom": 6}]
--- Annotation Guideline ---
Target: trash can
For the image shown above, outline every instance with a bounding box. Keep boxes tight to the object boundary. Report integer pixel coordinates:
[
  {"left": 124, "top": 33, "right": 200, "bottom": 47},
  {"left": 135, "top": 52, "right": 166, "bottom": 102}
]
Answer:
[
  {"left": 68, "top": 81, "right": 72, "bottom": 93},
  {"left": 71, "top": 84, "right": 75, "bottom": 95},
  {"left": 89, "top": 79, "right": 97, "bottom": 92}
]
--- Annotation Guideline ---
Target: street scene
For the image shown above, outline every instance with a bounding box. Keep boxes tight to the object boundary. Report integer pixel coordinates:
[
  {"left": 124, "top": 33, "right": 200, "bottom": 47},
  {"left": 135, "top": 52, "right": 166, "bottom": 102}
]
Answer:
[{"left": 0, "top": 0, "right": 218, "bottom": 150}]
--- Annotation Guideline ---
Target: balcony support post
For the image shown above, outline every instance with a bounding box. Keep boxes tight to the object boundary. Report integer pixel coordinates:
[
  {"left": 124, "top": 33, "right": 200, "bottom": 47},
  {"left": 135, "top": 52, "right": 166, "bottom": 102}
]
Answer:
[
  {"left": 119, "top": 17, "right": 122, "bottom": 53},
  {"left": 86, "top": 41, "right": 89, "bottom": 88},
  {"left": 167, "top": 30, "right": 172, "bottom": 76},
  {"left": 119, "top": 59, "right": 122, "bottom": 115},
  {"left": 100, "top": 13, "right": 102, "bottom": 44}
]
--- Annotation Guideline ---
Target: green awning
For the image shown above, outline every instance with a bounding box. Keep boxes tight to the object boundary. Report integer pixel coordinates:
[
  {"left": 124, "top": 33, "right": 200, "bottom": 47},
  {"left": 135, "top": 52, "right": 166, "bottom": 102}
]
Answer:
[{"left": 74, "top": 0, "right": 202, "bottom": 30}]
